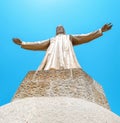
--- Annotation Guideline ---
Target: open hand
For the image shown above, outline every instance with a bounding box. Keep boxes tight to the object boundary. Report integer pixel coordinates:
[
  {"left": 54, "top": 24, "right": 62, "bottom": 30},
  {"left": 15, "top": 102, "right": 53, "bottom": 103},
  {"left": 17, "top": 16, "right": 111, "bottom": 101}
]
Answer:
[
  {"left": 12, "top": 38, "right": 22, "bottom": 45},
  {"left": 101, "top": 23, "right": 112, "bottom": 32}
]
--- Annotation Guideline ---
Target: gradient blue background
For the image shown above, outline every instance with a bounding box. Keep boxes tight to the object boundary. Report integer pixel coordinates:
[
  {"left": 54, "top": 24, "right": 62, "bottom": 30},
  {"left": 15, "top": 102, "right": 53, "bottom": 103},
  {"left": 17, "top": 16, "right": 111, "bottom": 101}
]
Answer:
[{"left": 0, "top": 0, "right": 120, "bottom": 115}]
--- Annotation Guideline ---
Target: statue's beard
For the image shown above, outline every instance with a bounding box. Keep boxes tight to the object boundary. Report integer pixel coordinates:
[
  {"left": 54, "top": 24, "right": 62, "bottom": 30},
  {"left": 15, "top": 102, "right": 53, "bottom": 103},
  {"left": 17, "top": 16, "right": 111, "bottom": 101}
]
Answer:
[{"left": 56, "top": 30, "right": 65, "bottom": 35}]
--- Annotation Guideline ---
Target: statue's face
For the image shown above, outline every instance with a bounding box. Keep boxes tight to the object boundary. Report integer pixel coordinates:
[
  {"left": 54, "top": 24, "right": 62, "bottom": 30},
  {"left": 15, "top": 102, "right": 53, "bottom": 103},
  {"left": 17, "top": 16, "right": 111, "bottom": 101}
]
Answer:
[{"left": 56, "top": 26, "right": 65, "bottom": 35}]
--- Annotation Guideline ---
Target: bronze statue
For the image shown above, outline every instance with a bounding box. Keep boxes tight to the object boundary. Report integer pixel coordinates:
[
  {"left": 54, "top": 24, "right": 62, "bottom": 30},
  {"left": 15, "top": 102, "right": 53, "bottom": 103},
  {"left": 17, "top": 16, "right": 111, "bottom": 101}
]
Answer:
[{"left": 13, "top": 23, "right": 112, "bottom": 70}]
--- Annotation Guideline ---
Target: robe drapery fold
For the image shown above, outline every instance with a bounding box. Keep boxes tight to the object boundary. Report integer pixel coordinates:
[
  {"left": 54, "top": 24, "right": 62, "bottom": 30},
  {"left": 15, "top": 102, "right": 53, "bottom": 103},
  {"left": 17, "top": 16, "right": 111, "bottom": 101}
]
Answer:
[{"left": 21, "top": 29, "right": 102, "bottom": 70}]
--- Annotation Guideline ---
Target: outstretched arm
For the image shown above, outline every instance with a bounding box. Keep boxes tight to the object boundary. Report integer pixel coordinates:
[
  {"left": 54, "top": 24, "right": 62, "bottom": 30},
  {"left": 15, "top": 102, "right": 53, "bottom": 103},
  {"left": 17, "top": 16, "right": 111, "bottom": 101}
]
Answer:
[
  {"left": 13, "top": 38, "right": 50, "bottom": 51},
  {"left": 71, "top": 23, "right": 112, "bottom": 46}
]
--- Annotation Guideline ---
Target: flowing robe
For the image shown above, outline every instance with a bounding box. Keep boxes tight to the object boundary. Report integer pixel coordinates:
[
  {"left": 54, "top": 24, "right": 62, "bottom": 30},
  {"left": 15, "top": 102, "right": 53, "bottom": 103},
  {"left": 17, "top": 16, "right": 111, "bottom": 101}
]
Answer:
[{"left": 21, "top": 29, "right": 102, "bottom": 70}]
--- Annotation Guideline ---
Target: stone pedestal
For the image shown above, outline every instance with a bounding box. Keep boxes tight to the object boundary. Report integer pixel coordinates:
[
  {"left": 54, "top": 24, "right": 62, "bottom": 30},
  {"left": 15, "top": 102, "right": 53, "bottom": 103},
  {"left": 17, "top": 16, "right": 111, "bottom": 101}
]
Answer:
[{"left": 13, "top": 68, "right": 110, "bottom": 109}]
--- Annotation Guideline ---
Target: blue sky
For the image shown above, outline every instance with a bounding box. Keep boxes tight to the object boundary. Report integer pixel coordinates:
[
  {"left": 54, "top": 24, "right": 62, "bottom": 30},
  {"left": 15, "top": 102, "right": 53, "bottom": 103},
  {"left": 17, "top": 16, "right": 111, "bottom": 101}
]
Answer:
[{"left": 0, "top": 0, "right": 120, "bottom": 115}]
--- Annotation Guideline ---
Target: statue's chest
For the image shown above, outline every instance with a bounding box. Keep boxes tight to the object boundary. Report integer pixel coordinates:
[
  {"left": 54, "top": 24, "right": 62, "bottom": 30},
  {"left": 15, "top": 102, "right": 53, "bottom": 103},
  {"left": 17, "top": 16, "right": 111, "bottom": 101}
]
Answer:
[{"left": 51, "top": 35, "right": 70, "bottom": 44}]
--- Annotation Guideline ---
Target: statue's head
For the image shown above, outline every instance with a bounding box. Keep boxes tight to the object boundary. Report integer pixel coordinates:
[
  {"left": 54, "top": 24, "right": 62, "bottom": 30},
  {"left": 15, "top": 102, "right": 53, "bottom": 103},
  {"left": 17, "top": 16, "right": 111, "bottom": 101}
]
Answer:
[{"left": 56, "top": 25, "right": 65, "bottom": 35}]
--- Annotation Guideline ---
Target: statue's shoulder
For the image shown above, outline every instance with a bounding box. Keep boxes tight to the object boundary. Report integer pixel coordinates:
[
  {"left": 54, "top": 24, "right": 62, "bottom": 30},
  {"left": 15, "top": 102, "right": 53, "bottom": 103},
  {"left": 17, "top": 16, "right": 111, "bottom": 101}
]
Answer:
[{"left": 49, "top": 37, "right": 56, "bottom": 43}]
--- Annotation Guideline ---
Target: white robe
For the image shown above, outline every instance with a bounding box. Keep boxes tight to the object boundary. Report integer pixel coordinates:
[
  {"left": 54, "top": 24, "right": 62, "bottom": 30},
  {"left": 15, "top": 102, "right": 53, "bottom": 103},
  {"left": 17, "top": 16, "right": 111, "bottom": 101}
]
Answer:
[
  {"left": 39, "top": 34, "right": 80, "bottom": 70},
  {"left": 21, "top": 29, "right": 102, "bottom": 70}
]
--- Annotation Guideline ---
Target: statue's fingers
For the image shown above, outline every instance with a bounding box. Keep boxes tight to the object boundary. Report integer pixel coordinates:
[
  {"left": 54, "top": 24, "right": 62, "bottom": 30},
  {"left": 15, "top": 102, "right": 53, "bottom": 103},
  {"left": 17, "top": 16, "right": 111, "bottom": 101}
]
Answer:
[
  {"left": 110, "top": 24, "right": 113, "bottom": 27},
  {"left": 12, "top": 38, "right": 21, "bottom": 45},
  {"left": 109, "top": 24, "right": 112, "bottom": 28},
  {"left": 104, "top": 24, "right": 107, "bottom": 26},
  {"left": 106, "top": 24, "right": 112, "bottom": 29},
  {"left": 13, "top": 38, "right": 18, "bottom": 41},
  {"left": 12, "top": 38, "right": 17, "bottom": 42},
  {"left": 108, "top": 23, "right": 112, "bottom": 27},
  {"left": 12, "top": 38, "right": 15, "bottom": 41},
  {"left": 108, "top": 25, "right": 112, "bottom": 30},
  {"left": 12, "top": 38, "right": 17, "bottom": 40},
  {"left": 108, "top": 23, "right": 112, "bottom": 25},
  {"left": 110, "top": 25, "right": 112, "bottom": 29}
]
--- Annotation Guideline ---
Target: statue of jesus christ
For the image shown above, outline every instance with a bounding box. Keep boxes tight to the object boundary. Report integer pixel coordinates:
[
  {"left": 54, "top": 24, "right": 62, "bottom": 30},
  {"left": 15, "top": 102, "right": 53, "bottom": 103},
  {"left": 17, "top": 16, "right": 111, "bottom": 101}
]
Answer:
[{"left": 13, "top": 23, "right": 112, "bottom": 70}]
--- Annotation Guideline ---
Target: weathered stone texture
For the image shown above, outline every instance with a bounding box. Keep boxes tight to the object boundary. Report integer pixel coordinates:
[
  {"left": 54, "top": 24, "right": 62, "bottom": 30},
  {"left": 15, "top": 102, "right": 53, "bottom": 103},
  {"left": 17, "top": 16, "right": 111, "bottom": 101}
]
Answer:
[
  {"left": 13, "top": 68, "right": 110, "bottom": 109},
  {"left": 1, "top": 97, "right": 120, "bottom": 123}
]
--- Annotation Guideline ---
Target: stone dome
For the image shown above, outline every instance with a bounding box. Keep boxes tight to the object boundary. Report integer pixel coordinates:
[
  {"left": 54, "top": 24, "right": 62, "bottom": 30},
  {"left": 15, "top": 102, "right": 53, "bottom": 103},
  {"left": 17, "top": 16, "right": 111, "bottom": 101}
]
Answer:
[{"left": 0, "top": 97, "right": 119, "bottom": 123}]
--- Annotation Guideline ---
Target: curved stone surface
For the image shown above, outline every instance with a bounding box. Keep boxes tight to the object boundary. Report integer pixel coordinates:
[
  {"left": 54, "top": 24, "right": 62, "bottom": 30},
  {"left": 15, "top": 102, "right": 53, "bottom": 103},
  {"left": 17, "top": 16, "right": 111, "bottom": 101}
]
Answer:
[
  {"left": 13, "top": 68, "right": 109, "bottom": 109},
  {"left": 0, "top": 97, "right": 119, "bottom": 123}
]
